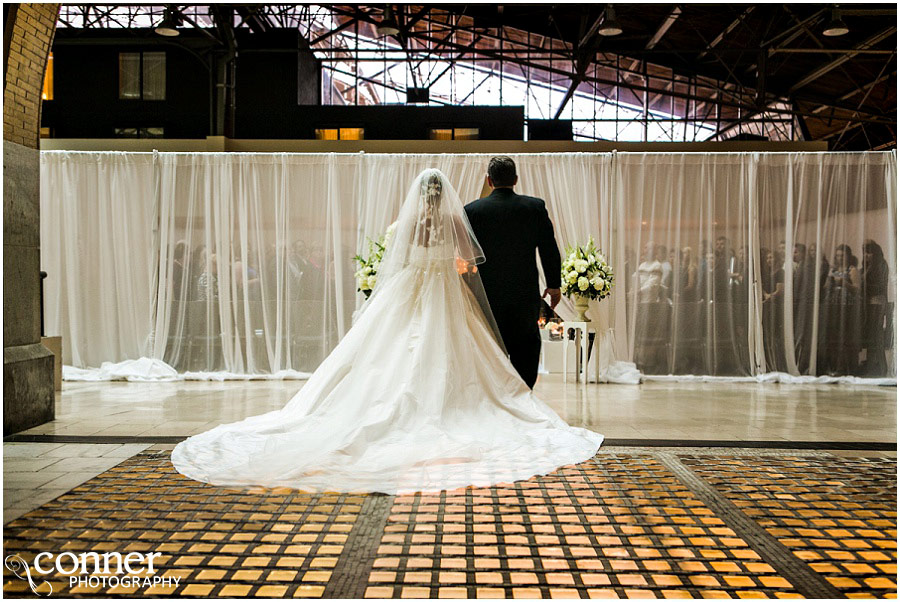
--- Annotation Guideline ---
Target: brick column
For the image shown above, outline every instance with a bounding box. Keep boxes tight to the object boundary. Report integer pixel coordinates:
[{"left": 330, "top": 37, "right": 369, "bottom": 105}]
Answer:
[{"left": 4, "top": 3, "right": 59, "bottom": 434}]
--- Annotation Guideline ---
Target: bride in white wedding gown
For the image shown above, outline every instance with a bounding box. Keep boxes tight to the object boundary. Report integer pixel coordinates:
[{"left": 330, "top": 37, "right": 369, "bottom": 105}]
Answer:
[{"left": 171, "top": 168, "right": 603, "bottom": 494}]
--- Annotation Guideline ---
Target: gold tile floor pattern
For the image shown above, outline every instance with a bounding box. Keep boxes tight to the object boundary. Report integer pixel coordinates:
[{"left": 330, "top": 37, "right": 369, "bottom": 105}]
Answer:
[
  {"left": 681, "top": 454, "right": 897, "bottom": 599},
  {"left": 3, "top": 449, "right": 896, "bottom": 599}
]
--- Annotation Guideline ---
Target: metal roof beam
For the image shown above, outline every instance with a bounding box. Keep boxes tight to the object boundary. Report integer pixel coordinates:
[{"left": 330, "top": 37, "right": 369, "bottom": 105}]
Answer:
[
  {"left": 309, "top": 16, "right": 357, "bottom": 45},
  {"left": 235, "top": 6, "right": 272, "bottom": 34},
  {"left": 810, "top": 70, "right": 896, "bottom": 115},
  {"left": 789, "top": 27, "right": 896, "bottom": 93},
  {"left": 759, "top": 7, "right": 826, "bottom": 48},
  {"left": 553, "top": 7, "right": 611, "bottom": 119},
  {"left": 830, "top": 52, "right": 895, "bottom": 147},
  {"left": 407, "top": 30, "right": 895, "bottom": 124},
  {"left": 646, "top": 6, "right": 681, "bottom": 50},
  {"left": 402, "top": 6, "right": 432, "bottom": 31},
  {"left": 577, "top": 12, "right": 605, "bottom": 49},
  {"left": 698, "top": 6, "right": 755, "bottom": 60}
]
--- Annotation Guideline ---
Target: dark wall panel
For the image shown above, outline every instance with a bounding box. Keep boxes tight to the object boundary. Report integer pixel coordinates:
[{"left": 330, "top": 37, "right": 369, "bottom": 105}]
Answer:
[
  {"left": 45, "top": 30, "right": 525, "bottom": 141},
  {"left": 235, "top": 104, "right": 524, "bottom": 140},
  {"left": 43, "top": 37, "right": 210, "bottom": 139}
]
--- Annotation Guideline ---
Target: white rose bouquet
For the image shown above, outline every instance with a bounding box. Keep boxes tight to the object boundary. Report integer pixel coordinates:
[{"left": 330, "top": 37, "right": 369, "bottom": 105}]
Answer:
[
  {"left": 561, "top": 237, "right": 614, "bottom": 301},
  {"left": 354, "top": 222, "right": 397, "bottom": 299}
]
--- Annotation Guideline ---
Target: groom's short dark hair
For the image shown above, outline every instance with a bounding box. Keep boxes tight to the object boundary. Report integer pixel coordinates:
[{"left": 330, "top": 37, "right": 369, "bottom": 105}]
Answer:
[{"left": 488, "top": 156, "right": 517, "bottom": 187}]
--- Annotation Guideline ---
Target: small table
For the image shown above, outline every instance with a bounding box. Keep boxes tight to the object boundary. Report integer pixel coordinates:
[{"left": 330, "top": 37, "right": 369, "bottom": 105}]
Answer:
[{"left": 561, "top": 321, "right": 600, "bottom": 383}]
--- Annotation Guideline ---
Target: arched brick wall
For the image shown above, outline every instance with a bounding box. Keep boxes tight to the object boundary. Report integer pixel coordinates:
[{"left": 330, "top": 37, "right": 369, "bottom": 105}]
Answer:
[
  {"left": 4, "top": 3, "right": 59, "bottom": 434},
  {"left": 4, "top": 3, "right": 58, "bottom": 147}
]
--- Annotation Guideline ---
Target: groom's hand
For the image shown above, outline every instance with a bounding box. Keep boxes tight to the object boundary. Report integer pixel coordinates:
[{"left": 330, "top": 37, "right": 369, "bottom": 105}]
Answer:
[{"left": 543, "top": 288, "right": 561, "bottom": 310}]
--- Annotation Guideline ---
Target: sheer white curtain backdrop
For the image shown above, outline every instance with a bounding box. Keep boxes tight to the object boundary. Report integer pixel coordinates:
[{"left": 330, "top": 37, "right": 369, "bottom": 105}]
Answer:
[
  {"left": 615, "top": 151, "right": 896, "bottom": 383},
  {"left": 39, "top": 151, "right": 896, "bottom": 384},
  {"left": 40, "top": 152, "right": 157, "bottom": 370}
]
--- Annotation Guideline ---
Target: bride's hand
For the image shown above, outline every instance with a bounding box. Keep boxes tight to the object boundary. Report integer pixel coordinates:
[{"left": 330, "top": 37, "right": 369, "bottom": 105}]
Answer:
[
  {"left": 455, "top": 256, "right": 469, "bottom": 274},
  {"left": 455, "top": 256, "right": 477, "bottom": 275}
]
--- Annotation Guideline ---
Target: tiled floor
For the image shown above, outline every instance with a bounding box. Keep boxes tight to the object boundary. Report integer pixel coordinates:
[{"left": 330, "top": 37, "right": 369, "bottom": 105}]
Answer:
[
  {"left": 2, "top": 449, "right": 895, "bottom": 599},
  {"left": 3, "top": 379, "right": 896, "bottom": 598},
  {"left": 3, "top": 443, "right": 150, "bottom": 522}
]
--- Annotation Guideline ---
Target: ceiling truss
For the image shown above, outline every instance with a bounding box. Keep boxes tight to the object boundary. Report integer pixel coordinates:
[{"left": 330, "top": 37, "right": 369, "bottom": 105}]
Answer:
[{"left": 53, "top": 3, "right": 897, "bottom": 149}]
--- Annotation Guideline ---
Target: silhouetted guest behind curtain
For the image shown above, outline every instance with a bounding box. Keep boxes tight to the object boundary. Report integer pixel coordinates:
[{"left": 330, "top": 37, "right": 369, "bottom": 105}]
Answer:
[
  {"left": 172, "top": 241, "right": 188, "bottom": 302},
  {"left": 656, "top": 244, "right": 672, "bottom": 300},
  {"left": 188, "top": 245, "right": 210, "bottom": 304},
  {"left": 861, "top": 239, "right": 889, "bottom": 376},
  {"left": 633, "top": 242, "right": 667, "bottom": 373},
  {"left": 636, "top": 242, "right": 663, "bottom": 304},
  {"left": 730, "top": 245, "right": 750, "bottom": 370},
  {"left": 808, "top": 243, "right": 831, "bottom": 375},
  {"left": 762, "top": 248, "right": 786, "bottom": 372},
  {"left": 711, "top": 236, "right": 738, "bottom": 374},
  {"left": 809, "top": 243, "right": 830, "bottom": 297},
  {"left": 697, "top": 239, "right": 709, "bottom": 300},
  {"left": 730, "top": 246, "right": 749, "bottom": 304},
  {"left": 676, "top": 247, "right": 698, "bottom": 302},
  {"left": 712, "top": 236, "right": 731, "bottom": 301},
  {"left": 623, "top": 246, "right": 635, "bottom": 296},
  {"left": 673, "top": 246, "right": 701, "bottom": 374},
  {"left": 792, "top": 243, "right": 816, "bottom": 374},
  {"left": 822, "top": 244, "right": 861, "bottom": 375},
  {"left": 164, "top": 241, "right": 190, "bottom": 369}
]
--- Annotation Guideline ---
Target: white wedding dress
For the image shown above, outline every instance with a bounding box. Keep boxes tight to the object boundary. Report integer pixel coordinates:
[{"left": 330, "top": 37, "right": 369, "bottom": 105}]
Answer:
[{"left": 171, "top": 169, "right": 603, "bottom": 494}]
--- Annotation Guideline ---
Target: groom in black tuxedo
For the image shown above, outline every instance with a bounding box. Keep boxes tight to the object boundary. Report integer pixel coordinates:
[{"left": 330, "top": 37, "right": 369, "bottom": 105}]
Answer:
[{"left": 465, "top": 157, "right": 562, "bottom": 388}]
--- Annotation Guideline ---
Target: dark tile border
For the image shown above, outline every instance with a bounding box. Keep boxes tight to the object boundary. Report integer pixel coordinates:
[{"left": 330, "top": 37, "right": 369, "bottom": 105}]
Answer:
[
  {"left": 4, "top": 433, "right": 896, "bottom": 451},
  {"left": 4, "top": 434, "right": 188, "bottom": 444},
  {"left": 654, "top": 452, "right": 845, "bottom": 600},
  {"left": 322, "top": 494, "right": 394, "bottom": 599}
]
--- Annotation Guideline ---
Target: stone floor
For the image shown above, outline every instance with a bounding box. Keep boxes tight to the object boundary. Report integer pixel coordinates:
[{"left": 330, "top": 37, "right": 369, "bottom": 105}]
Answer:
[
  {"left": 3, "top": 378, "right": 897, "bottom": 598},
  {"left": 11, "top": 375, "right": 898, "bottom": 442},
  {"left": 3, "top": 443, "right": 150, "bottom": 523}
]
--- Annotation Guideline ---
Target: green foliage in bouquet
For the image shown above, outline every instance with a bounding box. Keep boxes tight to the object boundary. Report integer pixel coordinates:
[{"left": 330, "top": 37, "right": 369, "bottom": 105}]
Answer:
[
  {"left": 561, "top": 237, "right": 614, "bottom": 300},
  {"left": 353, "top": 222, "right": 397, "bottom": 299}
]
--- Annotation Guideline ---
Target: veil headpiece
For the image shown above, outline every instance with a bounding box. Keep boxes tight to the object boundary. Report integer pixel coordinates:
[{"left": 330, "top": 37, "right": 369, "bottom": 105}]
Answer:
[
  {"left": 366, "top": 168, "right": 505, "bottom": 352},
  {"left": 376, "top": 168, "right": 485, "bottom": 280}
]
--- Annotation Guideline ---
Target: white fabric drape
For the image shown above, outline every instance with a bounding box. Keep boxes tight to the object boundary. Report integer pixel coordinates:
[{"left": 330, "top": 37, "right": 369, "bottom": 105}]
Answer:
[
  {"left": 755, "top": 152, "right": 897, "bottom": 379},
  {"left": 40, "top": 152, "right": 157, "bottom": 369},
  {"left": 616, "top": 151, "right": 896, "bottom": 380},
  {"left": 150, "top": 153, "right": 359, "bottom": 376},
  {"left": 616, "top": 153, "right": 757, "bottom": 376},
  {"left": 40, "top": 151, "right": 896, "bottom": 382}
]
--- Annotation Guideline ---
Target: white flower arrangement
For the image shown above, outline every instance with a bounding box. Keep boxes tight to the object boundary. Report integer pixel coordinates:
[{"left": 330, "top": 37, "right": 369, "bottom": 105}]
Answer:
[
  {"left": 354, "top": 222, "right": 397, "bottom": 298},
  {"left": 561, "top": 237, "right": 615, "bottom": 301}
]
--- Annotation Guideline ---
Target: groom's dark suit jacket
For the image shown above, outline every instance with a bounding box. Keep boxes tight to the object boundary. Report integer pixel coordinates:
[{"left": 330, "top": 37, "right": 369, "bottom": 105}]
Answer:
[{"left": 464, "top": 187, "right": 561, "bottom": 388}]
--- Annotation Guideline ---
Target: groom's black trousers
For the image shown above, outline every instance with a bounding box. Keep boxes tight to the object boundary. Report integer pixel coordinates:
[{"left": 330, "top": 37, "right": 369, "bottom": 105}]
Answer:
[{"left": 494, "top": 303, "right": 542, "bottom": 389}]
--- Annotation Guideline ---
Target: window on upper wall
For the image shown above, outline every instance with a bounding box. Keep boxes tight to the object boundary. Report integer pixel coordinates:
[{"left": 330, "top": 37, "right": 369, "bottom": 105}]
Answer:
[
  {"left": 314, "top": 127, "right": 364, "bottom": 140},
  {"left": 42, "top": 52, "right": 53, "bottom": 100},
  {"left": 429, "top": 128, "right": 453, "bottom": 141},
  {"left": 114, "top": 126, "right": 165, "bottom": 138},
  {"left": 428, "top": 127, "right": 480, "bottom": 140},
  {"left": 453, "top": 127, "right": 480, "bottom": 140},
  {"left": 118, "top": 51, "right": 166, "bottom": 100}
]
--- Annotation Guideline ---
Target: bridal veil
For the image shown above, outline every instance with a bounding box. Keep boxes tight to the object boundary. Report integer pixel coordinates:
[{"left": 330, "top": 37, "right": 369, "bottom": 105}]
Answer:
[{"left": 363, "top": 168, "right": 505, "bottom": 352}]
